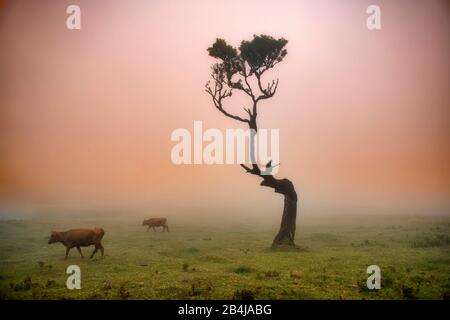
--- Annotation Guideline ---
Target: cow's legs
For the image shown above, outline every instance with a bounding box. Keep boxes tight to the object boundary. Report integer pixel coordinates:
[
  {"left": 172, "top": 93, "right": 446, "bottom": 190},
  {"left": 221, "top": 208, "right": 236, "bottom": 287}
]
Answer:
[
  {"left": 153, "top": 226, "right": 156, "bottom": 232},
  {"left": 99, "top": 244, "right": 104, "bottom": 257},
  {"left": 76, "top": 246, "right": 84, "bottom": 258},
  {"left": 65, "top": 247, "right": 71, "bottom": 260},
  {"left": 165, "top": 225, "right": 169, "bottom": 232},
  {"left": 90, "top": 246, "right": 98, "bottom": 259},
  {"left": 147, "top": 226, "right": 150, "bottom": 232}
]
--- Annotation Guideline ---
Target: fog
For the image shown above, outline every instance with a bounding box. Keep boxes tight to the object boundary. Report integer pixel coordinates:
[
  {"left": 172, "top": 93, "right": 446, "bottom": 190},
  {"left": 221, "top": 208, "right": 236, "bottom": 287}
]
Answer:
[{"left": 1, "top": 0, "right": 449, "bottom": 219}]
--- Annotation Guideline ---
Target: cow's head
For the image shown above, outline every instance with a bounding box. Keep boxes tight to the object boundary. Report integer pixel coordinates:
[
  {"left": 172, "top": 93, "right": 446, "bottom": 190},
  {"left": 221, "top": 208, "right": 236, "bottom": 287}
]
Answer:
[
  {"left": 142, "top": 220, "right": 147, "bottom": 226},
  {"left": 48, "top": 231, "right": 60, "bottom": 244}
]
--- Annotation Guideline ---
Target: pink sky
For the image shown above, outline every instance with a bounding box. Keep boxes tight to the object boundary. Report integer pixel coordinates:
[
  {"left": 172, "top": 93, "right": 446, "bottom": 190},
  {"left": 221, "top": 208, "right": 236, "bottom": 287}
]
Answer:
[{"left": 0, "top": 0, "right": 449, "bottom": 216}]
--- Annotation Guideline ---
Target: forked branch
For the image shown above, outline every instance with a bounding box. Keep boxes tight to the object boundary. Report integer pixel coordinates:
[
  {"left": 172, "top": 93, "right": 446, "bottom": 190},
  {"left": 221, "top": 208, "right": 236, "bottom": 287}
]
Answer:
[{"left": 205, "top": 81, "right": 249, "bottom": 124}]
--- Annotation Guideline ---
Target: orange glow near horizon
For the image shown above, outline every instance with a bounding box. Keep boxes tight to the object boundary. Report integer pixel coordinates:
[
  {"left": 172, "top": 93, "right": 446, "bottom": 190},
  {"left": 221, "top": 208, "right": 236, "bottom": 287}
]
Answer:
[{"left": 0, "top": 0, "right": 449, "bottom": 216}]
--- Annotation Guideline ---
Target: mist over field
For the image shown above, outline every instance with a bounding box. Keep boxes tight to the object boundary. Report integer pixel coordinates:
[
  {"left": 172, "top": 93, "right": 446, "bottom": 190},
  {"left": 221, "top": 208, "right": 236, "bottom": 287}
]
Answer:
[
  {"left": 1, "top": 0, "right": 449, "bottom": 220},
  {"left": 0, "top": 0, "right": 449, "bottom": 300}
]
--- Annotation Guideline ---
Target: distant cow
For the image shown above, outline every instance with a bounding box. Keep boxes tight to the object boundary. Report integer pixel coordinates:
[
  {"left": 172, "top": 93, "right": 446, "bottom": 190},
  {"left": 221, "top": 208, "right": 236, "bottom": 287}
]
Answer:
[
  {"left": 142, "top": 218, "right": 169, "bottom": 232},
  {"left": 48, "top": 228, "right": 105, "bottom": 259}
]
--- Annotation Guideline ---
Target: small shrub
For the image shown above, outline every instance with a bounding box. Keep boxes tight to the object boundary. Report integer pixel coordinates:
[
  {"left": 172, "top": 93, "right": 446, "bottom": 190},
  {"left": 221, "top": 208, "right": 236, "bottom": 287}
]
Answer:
[
  {"left": 45, "top": 279, "right": 56, "bottom": 288},
  {"left": 401, "top": 285, "right": 418, "bottom": 300},
  {"left": 119, "top": 285, "right": 130, "bottom": 299},
  {"left": 21, "top": 276, "right": 32, "bottom": 291},
  {"left": 189, "top": 283, "right": 203, "bottom": 296},
  {"left": 32, "top": 290, "right": 47, "bottom": 299},
  {"left": 101, "top": 281, "right": 112, "bottom": 291},
  {"left": 185, "top": 247, "right": 200, "bottom": 253},
  {"left": 234, "top": 266, "right": 255, "bottom": 274},
  {"left": 233, "top": 289, "right": 255, "bottom": 300},
  {"left": 265, "top": 271, "right": 280, "bottom": 278},
  {"left": 13, "top": 283, "right": 25, "bottom": 291},
  {"left": 412, "top": 234, "right": 449, "bottom": 248},
  {"left": 0, "top": 289, "right": 8, "bottom": 300},
  {"left": 88, "top": 292, "right": 100, "bottom": 299},
  {"left": 290, "top": 270, "right": 303, "bottom": 279},
  {"left": 189, "top": 279, "right": 213, "bottom": 296},
  {"left": 328, "top": 257, "right": 338, "bottom": 262}
]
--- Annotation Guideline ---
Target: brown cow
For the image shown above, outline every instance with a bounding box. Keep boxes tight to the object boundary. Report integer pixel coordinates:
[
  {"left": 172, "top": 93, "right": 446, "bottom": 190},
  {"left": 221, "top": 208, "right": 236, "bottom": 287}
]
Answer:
[
  {"left": 142, "top": 218, "right": 169, "bottom": 232},
  {"left": 48, "top": 228, "right": 105, "bottom": 259}
]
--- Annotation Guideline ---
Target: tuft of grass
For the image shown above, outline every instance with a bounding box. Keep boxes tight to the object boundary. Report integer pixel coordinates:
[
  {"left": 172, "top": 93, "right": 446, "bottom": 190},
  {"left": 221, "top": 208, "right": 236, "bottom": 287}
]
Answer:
[
  {"left": 264, "top": 271, "right": 280, "bottom": 278},
  {"left": 233, "top": 289, "right": 255, "bottom": 300},
  {"left": 290, "top": 270, "right": 303, "bottom": 279},
  {"left": 45, "top": 279, "right": 56, "bottom": 288},
  {"left": 401, "top": 285, "right": 418, "bottom": 300},
  {"left": 412, "top": 234, "right": 449, "bottom": 248},
  {"left": 0, "top": 289, "right": 9, "bottom": 300},
  {"left": 234, "top": 266, "right": 255, "bottom": 274},
  {"left": 184, "top": 247, "right": 200, "bottom": 254},
  {"left": 189, "top": 279, "right": 213, "bottom": 297},
  {"left": 101, "top": 281, "right": 112, "bottom": 291},
  {"left": 118, "top": 284, "right": 129, "bottom": 299}
]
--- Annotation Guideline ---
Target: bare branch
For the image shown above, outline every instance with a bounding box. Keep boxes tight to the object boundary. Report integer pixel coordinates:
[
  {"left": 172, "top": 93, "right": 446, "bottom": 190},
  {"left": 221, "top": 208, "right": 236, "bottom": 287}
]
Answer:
[
  {"left": 205, "top": 81, "right": 249, "bottom": 124},
  {"left": 240, "top": 164, "right": 261, "bottom": 176},
  {"left": 256, "top": 75, "right": 279, "bottom": 102},
  {"left": 243, "top": 107, "right": 252, "bottom": 118},
  {"left": 229, "top": 60, "right": 255, "bottom": 101}
]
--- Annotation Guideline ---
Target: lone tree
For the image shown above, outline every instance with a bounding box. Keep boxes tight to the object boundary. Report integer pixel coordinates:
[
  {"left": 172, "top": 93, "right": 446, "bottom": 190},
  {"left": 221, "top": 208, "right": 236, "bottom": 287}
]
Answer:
[{"left": 205, "top": 35, "right": 298, "bottom": 248}]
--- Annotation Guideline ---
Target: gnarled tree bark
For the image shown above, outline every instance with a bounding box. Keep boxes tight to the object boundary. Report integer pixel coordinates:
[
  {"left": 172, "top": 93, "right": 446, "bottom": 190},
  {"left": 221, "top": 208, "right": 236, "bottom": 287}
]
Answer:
[
  {"left": 241, "top": 164, "right": 298, "bottom": 247},
  {"left": 270, "top": 179, "right": 297, "bottom": 247}
]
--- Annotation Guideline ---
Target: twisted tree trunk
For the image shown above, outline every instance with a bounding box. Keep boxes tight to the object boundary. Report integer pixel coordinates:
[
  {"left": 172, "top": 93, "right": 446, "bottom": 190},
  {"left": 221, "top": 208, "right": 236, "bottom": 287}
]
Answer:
[
  {"left": 241, "top": 122, "right": 298, "bottom": 248},
  {"left": 270, "top": 179, "right": 297, "bottom": 247},
  {"left": 241, "top": 165, "right": 298, "bottom": 247}
]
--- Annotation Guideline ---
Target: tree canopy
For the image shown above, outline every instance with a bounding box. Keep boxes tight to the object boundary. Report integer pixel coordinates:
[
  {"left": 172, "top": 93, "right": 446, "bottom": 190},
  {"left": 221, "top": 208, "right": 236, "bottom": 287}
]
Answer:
[
  {"left": 205, "top": 34, "right": 288, "bottom": 127},
  {"left": 208, "top": 35, "right": 288, "bottom": 76}
]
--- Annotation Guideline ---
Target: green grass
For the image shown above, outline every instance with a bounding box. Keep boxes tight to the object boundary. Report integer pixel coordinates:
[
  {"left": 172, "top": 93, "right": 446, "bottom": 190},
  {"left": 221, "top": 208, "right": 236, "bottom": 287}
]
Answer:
[{"left": 0, "top": 214, "right": 449, "bottom": 300}]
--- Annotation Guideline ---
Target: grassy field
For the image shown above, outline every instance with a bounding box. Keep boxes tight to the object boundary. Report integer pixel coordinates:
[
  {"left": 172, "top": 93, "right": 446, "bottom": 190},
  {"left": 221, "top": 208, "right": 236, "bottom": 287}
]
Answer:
[{"left": 0, "top": 213, "right": 449, "bottom": 300}]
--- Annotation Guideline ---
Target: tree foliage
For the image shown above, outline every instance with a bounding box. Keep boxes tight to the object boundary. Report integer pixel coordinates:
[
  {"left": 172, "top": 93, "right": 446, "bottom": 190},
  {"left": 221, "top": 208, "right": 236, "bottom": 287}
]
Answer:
[
  {"left": 208, "top": 35, "right": 287, "bottom": 77},
  {"left": 239, "top": 35, "right": 288, "bottom": 74},
  {"left": 205, "top": 34, "right": 288, "bottom": 128}
]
